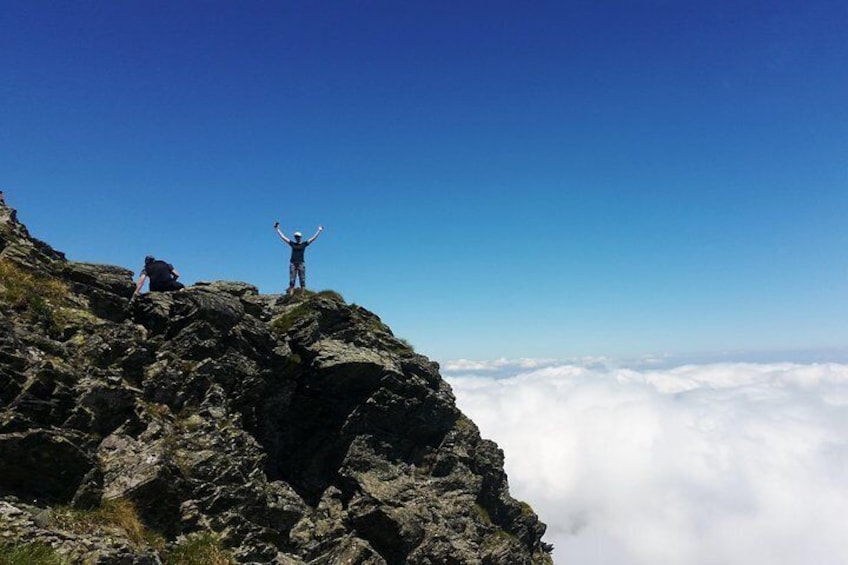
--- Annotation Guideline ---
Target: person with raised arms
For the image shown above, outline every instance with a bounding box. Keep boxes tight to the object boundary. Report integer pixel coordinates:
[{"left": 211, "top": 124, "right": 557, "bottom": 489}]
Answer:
[{"left": 274, "top": 222, "right": 324, "bottom": 295}]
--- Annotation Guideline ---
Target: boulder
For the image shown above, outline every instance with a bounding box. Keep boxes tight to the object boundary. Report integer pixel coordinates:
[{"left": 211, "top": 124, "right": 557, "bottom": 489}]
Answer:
[{"left": 0, "top": 429, "right": 92, "bottom": 502}]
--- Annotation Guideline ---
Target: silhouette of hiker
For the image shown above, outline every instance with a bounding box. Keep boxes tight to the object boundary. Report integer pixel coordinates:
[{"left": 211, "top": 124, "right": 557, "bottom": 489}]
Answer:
[
  {"left": 133, "top": 256, "right": 185, "bottom": 296},
  {"left": 274, "top": 222, "right": 323, "bottom": 295}
]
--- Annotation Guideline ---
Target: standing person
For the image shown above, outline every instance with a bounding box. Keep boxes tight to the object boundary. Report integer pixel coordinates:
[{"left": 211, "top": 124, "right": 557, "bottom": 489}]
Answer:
[
  {"left": 274, "top": 222, "right": 323, "bottom": 295},
  {"left": 133, "top": 255, "right": 185, "bottom": 297}
]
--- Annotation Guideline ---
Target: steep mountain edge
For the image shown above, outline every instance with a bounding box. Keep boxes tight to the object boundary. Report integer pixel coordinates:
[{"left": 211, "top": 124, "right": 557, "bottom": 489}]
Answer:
[{"left": 0, "top": 203, "right": 553, "bottom": 565}]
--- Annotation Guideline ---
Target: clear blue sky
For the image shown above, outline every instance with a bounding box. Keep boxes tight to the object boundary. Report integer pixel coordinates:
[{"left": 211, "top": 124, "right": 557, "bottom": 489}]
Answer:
[{"left": 2, "top": 1, "right": 847, "bottom": 362}]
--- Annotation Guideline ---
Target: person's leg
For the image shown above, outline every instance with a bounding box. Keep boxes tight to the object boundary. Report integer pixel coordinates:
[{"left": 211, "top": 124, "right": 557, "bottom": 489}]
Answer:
[
  {"left": 149, "top": 280, "right": 184, "bottom": 292},
  {"left": 288, "top": 263, "right": 296, "bottom": 295},
  {"left": 297, "top": 263, "right": 306, "bottom": 290},
  {"left": 160, "top": 281, "right": 184, "bottom": 292}
]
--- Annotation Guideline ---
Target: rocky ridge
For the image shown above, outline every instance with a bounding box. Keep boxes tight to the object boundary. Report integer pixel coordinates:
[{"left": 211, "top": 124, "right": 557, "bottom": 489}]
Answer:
[{"left": 0, "top": 203, "right": 552, "bottom": 564}]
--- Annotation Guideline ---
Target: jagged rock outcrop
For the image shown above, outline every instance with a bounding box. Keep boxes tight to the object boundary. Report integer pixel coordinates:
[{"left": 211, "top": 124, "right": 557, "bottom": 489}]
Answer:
[{"left": 0, "top": 203, "right": 552, "bottom": 564}]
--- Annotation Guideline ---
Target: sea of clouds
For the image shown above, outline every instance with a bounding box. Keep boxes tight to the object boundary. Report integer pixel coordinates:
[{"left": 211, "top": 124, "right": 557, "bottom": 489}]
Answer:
[{"left": 443, "top": 359, "right": 848, "bottom": 565}]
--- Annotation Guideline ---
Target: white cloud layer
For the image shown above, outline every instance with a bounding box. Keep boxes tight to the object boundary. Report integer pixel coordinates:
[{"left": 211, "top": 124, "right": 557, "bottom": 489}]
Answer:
[
  {"left": 445, "top": 362, "right": 848, "bottom": 565},
  {"left": 443, "top": 357, "right": 562, "bottom": 372}
]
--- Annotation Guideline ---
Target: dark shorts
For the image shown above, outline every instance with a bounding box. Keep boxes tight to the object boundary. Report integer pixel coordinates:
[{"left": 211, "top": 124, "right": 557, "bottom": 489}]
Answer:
[{"left": 150, "top": 280, "right": 185, "bottom": 292}]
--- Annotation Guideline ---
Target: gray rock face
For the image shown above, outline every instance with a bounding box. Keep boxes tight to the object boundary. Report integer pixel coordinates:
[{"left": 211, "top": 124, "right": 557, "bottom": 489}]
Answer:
[{"left": 0, "top": 203, "right": 553, "bottom": 564}]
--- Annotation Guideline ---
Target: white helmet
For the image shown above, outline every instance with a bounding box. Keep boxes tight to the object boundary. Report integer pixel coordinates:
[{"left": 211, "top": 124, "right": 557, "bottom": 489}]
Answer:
[{"left": 293, "top": 232, "right": 302, "bottom": 238}]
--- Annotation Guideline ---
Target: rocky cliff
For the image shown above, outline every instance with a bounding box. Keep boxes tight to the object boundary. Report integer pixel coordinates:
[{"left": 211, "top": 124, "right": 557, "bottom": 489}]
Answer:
[{"left": 0, "top": 203, "right": 552, "bottom": 565}]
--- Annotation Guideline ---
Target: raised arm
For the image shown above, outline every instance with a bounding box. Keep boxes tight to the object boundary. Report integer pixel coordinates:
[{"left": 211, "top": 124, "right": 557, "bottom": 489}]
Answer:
[
  {"left": 274, "top": 222, "right": 291, "bottom": 244},
  {"left": 133, "top": 273, "right": 147, "bottom": 297},
  {"left": 308, "top": 225, "right": 324, "bottom": 244}
]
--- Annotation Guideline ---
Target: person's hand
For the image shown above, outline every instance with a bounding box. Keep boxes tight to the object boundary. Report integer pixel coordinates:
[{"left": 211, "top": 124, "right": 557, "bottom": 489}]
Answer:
[
  {"left": 274, "top": 221, "right": 280, "bottom": 228},
  {"left": 318, "top": 225, "right": 324, "bottom": 231}
]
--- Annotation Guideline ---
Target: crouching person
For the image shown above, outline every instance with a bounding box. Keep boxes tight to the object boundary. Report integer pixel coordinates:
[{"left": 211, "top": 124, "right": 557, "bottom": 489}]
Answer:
[{"left": 133, "top": 255, "right": 185, "bottom": 297}]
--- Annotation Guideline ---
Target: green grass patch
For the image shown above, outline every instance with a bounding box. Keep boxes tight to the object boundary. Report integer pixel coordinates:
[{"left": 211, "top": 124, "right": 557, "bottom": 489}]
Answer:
[
  {"left": 483, "top": 528, "right": 520, "bottom": 552},
  {"left": 177, "top": 413, "right": 205, "bottom": 433},
  {"left": 48, "top": 501, "right": 236, "bottom": 563},
  {"left": 362, "top": 314, "right": 391, "bottom": 335},
  {"left": 315, "top": 289, "right": 345, "bottom": 302},
  {"left": 270, "top": 302, "right": 313, "bottom": 335},
  {"left": 0, "top": 541, "right": 68, "bottom": 565},
  {"left": 144, "top": 402, "right": 173, "bottom": 421},
  {"left": 165, "top": 532, "right": 235, "bottom": 565},
  {"left": 474, "top": 503, "right": 493, "bottom": 524},
  {"left": 283, "top": 351, "right": 303, "bottom": 373},
  {"left": 393, "top": 337, "right": 414, "bottom": 352},
  {"left": 454, "top": 415, "right": 476, "bottom": 432},
  {"left": 53, "top": 498, "right": 165, "bottom": 552},
  {"left": 535, "top": 553, "right": 555, "bottom": 565},
  {"left": 283, "top": 288, "right": 343, "bottom": 302},
  {"left": 0, "top": 259, "right": 68, "bottom": 330}
]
